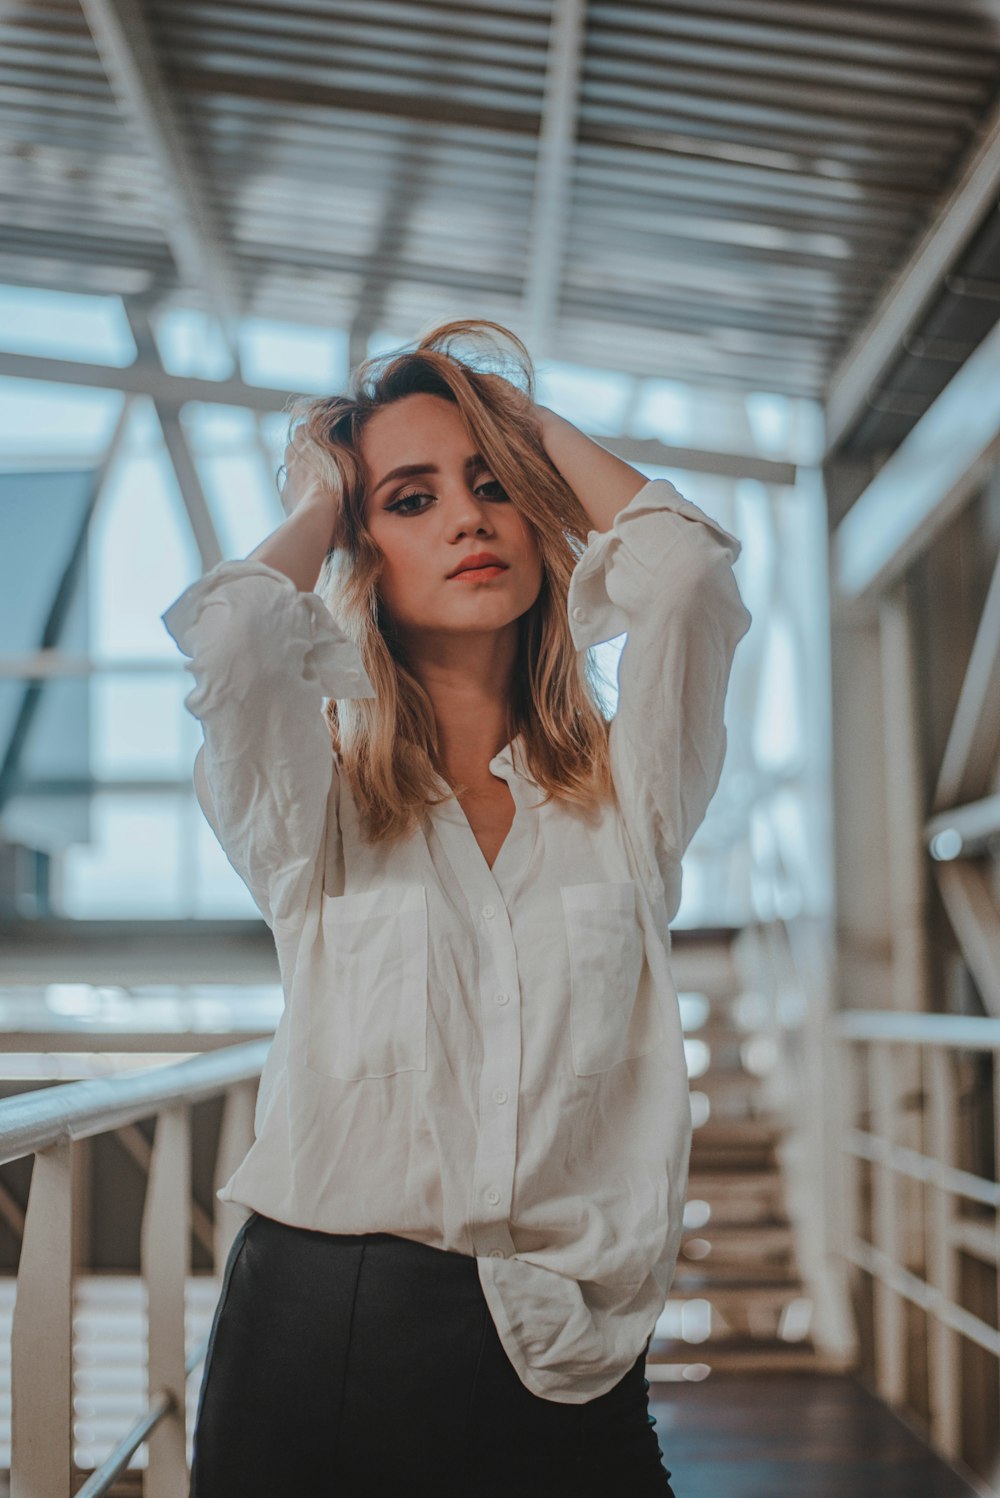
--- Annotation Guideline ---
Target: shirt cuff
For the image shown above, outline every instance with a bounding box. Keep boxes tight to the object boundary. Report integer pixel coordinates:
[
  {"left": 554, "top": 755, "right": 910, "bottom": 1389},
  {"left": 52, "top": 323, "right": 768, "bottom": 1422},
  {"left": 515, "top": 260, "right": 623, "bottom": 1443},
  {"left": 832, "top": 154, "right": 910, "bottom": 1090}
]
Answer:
[
  {"left": 161, "top": 558, "right": 376, "bottom": 700},
  {"left": 566, "top": 477, "right": 744, "bottom": 651}
]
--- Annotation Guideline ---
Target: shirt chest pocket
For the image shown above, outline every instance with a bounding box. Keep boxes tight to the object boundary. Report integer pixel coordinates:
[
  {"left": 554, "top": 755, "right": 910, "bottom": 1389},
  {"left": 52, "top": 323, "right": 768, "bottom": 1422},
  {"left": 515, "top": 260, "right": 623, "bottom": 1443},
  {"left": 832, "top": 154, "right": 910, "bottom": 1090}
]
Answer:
[
  {"left": 306, "top": 882, "right": 429, "bottom": 1081},
  {"left": 560, "top": 880, "right": 664, "bottom": 1076}
]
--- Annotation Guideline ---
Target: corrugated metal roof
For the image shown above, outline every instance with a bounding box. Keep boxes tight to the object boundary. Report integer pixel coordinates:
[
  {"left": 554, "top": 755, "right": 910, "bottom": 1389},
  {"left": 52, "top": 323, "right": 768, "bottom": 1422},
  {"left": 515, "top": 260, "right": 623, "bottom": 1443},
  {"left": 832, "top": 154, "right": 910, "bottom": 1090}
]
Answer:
[{"left": 2, "top": 0, "right": 1000, "bottom": 402}]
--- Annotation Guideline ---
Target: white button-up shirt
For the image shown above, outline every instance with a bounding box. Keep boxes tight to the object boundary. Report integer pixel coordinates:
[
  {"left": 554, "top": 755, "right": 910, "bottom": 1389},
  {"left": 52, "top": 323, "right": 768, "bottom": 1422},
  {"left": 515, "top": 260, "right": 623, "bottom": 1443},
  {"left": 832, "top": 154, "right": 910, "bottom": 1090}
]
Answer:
[{"left": 161, "top": 477, "right": 752, "bottom": 1403}]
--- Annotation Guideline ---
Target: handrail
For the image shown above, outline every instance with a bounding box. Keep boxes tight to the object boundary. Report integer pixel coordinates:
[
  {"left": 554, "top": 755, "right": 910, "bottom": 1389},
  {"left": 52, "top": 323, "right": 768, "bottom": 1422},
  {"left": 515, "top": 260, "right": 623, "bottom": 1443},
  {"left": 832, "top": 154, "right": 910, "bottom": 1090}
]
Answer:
[
  {"left": 0, "top": 1039, "right": 269, "bottom": 1165},
  {"left": 829, "top": 1005, "right": 999, "bottom": 1492},
  {"left": 3, "top": 1038, "right": 267, "bottom": 1496},
  {"left": 832, "top": 1009, "right": 1000, "bottom": 1048}
]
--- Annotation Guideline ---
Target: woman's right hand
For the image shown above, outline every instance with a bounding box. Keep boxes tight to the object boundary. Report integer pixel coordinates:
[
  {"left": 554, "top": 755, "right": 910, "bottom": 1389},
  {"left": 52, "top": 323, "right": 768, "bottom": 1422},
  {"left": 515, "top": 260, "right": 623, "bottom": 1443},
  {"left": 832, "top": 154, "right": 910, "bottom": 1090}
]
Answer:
[
  {"left": 279, "top": 437, "right": 343, "bottom": 531},
  {"left": 251, "top": 439, "right": 346, "bottom": 589}
]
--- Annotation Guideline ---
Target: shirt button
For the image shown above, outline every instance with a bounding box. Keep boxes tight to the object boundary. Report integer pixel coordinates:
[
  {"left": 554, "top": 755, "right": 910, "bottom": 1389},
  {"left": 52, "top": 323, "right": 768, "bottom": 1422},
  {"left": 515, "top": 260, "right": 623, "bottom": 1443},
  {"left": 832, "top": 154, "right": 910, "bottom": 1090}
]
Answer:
[
  {"left": 485, "top": 1187, "right": 501, "bottom": 1205},
  {"left": 346, "top": 667, "right": 360, "bottom": 680},
  {"left": 482, "top": 904, "right": 496, "bottom": 920},
  {"left": 572, "top": 605, "right": 587, "bottom": 622},
  {"left": 494, "top": 991, "right": 509, "bottom": 1005},
  {"left": 489, "top": 1248, "right": 505, "bottom": 1258},
  {"left": 493, "top": 1088, "right": 508, "bottom": 1104}
]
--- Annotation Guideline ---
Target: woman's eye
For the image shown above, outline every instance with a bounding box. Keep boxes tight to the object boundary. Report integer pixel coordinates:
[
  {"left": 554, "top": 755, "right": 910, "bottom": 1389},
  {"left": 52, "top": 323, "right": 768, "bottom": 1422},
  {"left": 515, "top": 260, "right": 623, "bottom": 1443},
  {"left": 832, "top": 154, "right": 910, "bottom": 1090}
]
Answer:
[
  {"left": 386, "top": 490, "right": 431, "bottom": 515},
  {"left": 386, "top": 479, "right": 507, "bottom": 516}
]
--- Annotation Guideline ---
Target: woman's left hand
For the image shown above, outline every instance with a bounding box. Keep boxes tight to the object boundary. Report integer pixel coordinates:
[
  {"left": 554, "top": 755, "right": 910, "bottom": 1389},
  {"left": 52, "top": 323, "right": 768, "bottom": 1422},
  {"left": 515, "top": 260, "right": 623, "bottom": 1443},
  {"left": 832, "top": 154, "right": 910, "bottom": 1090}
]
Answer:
[{"left": 473, "top": 371, "right": 551, "bottom": 443}]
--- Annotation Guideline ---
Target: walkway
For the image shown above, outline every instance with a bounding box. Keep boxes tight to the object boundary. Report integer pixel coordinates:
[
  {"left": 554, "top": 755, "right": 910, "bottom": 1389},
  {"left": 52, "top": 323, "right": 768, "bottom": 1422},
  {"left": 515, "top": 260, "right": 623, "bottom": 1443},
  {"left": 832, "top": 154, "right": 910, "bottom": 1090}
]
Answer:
[{"left": 651, "top": 1372, "right": 984, "bottom": 1498}]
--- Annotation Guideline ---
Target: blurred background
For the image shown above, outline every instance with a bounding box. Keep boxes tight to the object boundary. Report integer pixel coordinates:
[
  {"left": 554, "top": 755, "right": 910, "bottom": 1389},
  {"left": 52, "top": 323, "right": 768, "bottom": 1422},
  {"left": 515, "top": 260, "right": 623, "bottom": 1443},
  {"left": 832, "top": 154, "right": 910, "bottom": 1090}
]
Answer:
[{"left": 0, "top": 1, "right": 998, "bottom": 1494}]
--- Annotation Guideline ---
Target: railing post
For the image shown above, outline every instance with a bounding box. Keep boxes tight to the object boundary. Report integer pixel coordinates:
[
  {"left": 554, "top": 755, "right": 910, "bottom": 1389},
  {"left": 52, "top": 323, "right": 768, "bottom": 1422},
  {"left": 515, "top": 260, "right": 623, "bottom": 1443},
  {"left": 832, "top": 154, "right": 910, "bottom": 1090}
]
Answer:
[
  {"left": 142, "top": 1103, "right": 191, "bottom": 1498},
  {"left": 799, "top": 996, "right": 857, "bottom": 1362},
  {"left": 831, "top": 1022, "right": 860, "bottom": 1363},
  {"left": 926, "top": 1044, "right": 960, "bottom": 1459},
  {"left": 213, "top": 1078, "right": 257, "bottom": 1267},
  {"left": 870, "top": 1039, "right": 906, "bottom": 1407},
  {"left": 10, "top": 1136, "right": 74, "bottom": 1498}
]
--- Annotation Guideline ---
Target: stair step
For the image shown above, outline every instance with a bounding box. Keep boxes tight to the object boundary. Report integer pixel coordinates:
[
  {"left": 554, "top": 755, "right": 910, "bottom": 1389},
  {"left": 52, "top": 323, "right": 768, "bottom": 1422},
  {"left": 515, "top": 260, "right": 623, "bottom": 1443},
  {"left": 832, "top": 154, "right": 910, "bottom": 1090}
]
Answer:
[
  {"left": 692, "top": 1117, "right": 787, "bottom": 1145},
  {"left": 646, "top": 1336, "right": 839, "bottom": 1374},
  {"left": 673, "top": 1261, "right": 802, "bottom": 1287},
  {"left": 689, "top": 1147, "right": 778, "bottom": 1171},
  {"left": 684, "top": 1204, "right": 785, "bottom": 1226},
  {"left": 70, "top": 1476, "right": 142, "bottom": 1498},
  {"left": 669, "top": 1280, "right": 806, "bottom": 1309},
  {"left": 693, "top": 1069, "right": 761, "bottom": 1092},
  {"left": 694, "top": 1144, "right": 778, "bottom": 1168},
  {"left": 680, "top": 1222, "right": 795, "bottom": 1259},
  {"left": 686, "top": 1176, "right": 784, "bottom": 1207},
  {"left": 687, "top": 1167, "right": 783, "bottom": 1189},
  {"left": 690, "top": 1018, "right": 763, "bottom": 1037}
]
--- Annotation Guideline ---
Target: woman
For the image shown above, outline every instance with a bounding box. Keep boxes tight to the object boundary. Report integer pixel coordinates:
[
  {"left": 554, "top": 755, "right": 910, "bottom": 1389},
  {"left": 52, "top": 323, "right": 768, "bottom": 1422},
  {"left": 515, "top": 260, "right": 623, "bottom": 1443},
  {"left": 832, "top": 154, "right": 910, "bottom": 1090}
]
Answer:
[{"left": 161, "top": 319, "right": 752, "bottom": 1497}]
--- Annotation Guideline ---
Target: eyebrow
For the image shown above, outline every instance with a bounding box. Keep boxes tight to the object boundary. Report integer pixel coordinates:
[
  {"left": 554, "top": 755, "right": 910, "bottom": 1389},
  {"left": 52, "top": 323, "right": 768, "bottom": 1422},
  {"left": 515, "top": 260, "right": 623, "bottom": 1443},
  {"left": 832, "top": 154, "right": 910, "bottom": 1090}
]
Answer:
[{"left": 373, "top": 453, "right": 487, "bottom": 495}]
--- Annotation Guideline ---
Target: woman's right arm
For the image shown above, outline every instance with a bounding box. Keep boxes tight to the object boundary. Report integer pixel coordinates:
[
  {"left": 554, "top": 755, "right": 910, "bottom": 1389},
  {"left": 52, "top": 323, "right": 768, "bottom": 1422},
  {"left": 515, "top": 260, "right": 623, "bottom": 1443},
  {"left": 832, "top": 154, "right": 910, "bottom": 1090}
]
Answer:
[{"left": 161, "top": 491, "right": 375, "bottom": 930}]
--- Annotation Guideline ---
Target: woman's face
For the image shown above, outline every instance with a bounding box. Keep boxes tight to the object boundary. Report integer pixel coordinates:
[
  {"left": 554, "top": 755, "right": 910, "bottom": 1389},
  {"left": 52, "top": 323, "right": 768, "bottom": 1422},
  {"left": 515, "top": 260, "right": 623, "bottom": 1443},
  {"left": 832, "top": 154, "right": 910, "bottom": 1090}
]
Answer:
[{"left": 360, "top": 391, "right": 544, "bottom": 644}]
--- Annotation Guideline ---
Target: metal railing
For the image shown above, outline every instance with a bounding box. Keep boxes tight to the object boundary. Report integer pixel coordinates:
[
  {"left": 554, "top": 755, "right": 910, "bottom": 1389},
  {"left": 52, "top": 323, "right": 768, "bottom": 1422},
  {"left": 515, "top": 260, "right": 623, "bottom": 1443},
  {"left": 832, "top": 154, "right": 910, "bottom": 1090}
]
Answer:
[
  {"left": 5, "top": 997, "right": 995, "bottom": 1493},
  {"left": 0, "top": 1040, "right": 268, "bottom": 1497},
  {"left": 830, "top": 1008, "right": 1000, "bottom": 1498}
]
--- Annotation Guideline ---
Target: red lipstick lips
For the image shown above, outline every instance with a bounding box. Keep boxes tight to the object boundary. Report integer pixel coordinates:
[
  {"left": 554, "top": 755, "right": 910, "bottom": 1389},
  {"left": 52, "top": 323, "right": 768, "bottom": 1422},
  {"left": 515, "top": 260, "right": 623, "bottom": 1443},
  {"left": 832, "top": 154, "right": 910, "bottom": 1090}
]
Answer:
[{"left": 448, "top": 552, "right": 508, "bottom": 578}]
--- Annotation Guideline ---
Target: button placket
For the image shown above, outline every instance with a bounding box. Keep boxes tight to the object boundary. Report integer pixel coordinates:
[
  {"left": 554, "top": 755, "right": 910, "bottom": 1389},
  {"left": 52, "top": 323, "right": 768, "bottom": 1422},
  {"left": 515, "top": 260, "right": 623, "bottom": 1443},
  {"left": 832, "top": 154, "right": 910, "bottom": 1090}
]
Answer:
[
  {"left": 425, "top": 772, "right": 528, "bottom": 1268},
  {"left": 470, "top": 892, "right": 519, "bottom": 1261}
]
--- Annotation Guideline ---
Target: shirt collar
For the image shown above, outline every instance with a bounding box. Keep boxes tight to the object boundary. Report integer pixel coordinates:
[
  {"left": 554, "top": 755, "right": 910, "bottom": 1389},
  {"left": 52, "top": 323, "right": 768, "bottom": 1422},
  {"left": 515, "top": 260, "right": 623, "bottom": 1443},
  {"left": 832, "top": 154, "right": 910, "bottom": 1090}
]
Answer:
[{"left": 429, "top": 731, "right": 537, "bottom": 823}]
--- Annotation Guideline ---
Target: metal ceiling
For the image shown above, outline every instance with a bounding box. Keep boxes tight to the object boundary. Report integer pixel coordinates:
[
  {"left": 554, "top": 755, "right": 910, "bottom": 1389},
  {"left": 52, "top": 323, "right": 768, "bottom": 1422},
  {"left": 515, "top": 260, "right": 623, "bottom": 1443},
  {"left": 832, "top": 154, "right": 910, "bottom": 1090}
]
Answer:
[{"left": 2, "top": 0, "right": 1000, "bottom": 420}]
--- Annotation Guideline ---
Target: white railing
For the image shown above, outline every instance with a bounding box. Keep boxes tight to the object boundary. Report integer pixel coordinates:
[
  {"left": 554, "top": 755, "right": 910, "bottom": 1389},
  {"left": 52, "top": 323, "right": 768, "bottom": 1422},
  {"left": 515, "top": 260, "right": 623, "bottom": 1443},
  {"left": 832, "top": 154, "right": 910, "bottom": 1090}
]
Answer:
[
  {"left": 830, "top": 1008, "right": 1000, "bottom": 1498},
  {"left": 728, "top": 913, "right": 858, "bottom": 1367},
  {"left": 0, "top": 1040, "right": 267, "bottom": 1497}
]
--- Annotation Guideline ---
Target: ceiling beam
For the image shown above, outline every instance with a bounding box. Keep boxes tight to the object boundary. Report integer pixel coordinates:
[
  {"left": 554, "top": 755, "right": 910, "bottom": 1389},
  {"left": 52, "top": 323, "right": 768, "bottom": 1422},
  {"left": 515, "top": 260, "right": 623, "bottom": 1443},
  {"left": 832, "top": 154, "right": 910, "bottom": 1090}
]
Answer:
[
  {"left": 824, "top": 88, "right": 1000, "bottom": 455},
  {"left": 0, "top": 349, "right": 289, "bottom": 410},
  {"left": 524, "top": 0, "right": 587, "bottom": 358},
  {"left": 934, "top": 861, "right": 1000, "bottom": 1020},
  {"left": 0, "top": 349, "right": 793, "bottom": 485},
  {"left": 830, "top": 311, "right": 1000, "bottom": 606},
  {"left": 78, "top": 0, "right": 295, "bottom": 534},
  {"left": 122, "top": 302, "right": 224, "bottom": 572},
  {"left": 932, "top": 547, "right": 1000, "bottom": 814},
  {"left": 78, "top": 0, "right": 244, "bottom": 358},
  {"left": 597, "top": 435, "right": 795, "bottom": 486}
]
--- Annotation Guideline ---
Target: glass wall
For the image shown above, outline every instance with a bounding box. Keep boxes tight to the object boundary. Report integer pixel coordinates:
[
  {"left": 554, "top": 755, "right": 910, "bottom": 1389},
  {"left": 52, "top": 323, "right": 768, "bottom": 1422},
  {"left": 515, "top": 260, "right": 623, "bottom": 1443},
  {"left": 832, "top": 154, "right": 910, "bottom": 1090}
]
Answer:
[{"left": 0, "top": 287, "right": 824, "bottom": 927}]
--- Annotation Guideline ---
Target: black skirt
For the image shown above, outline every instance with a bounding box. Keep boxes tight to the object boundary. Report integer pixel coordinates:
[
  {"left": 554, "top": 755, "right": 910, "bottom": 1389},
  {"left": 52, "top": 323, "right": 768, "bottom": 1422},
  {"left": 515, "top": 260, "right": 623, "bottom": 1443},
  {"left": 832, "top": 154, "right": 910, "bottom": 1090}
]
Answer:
[{"left": 189, "top": 1211, "right": 677, "bottom": 1498}]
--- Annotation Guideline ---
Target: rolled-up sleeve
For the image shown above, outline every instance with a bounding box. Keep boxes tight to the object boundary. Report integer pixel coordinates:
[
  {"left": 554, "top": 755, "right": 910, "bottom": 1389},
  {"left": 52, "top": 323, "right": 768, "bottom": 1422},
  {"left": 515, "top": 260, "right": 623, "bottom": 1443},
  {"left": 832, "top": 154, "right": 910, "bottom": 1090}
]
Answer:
[
  {"left": 161, "top": 558, "right": 375, "bottom": 928},
  {"left": 566, "top": 478, "right": 752, "bottom": 917}
]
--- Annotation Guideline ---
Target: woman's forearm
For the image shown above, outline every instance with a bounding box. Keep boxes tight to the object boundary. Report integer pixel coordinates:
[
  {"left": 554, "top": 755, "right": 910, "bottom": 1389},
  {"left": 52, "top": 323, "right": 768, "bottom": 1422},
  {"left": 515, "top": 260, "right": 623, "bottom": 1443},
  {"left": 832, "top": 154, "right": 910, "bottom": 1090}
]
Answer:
[
  {"left": 535, "top": 405, "right": 648, "bottom": 534},
  {"left": 246, "top": 497, "right": 338, "bottom": 594}
]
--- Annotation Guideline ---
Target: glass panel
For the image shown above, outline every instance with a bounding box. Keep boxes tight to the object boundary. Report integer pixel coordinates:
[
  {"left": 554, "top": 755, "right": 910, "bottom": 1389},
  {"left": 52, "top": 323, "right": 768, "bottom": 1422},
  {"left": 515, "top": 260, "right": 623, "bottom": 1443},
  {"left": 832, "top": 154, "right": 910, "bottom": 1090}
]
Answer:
[
  {"left": 753, "top": 607, "right": 801, "bottom": 773},
  {"left": 150, "top": 305, "right": 235, "bottom": 380},
  {"left": 193, "top": 802, "right": 261, "bottom": 919},
  {"left": 0, "top": 285, "right": 136, "bottom": 365},
  {"left": 61, "top": 792, "right": 183, "bottom": 917},
  {"left": 238, "top": 317, "right": 348, "bottom": 392},
  {"left": 178, "top": 404, "right": 284, "bottom": 554},
  {"left": 90, "top": 409, "right": 198, "bottom": 662},
  {"left": 91, "top": 673, "right": 190, "bottom": 780},
  {"left": 0, "top": 377, "right": 124, "bottom": 460},
  {"left": 630, "top": 379, "right": 693, "bottom": 444},
  {"left": 535, "top": 363, "right": 632, "bottom": 435}
]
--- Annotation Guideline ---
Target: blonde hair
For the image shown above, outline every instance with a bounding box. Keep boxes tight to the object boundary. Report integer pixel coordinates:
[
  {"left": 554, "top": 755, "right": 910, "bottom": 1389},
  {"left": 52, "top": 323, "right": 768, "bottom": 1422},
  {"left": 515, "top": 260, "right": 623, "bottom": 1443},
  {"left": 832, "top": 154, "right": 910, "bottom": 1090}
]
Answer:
[{"left": 280, "top": 318, "right": 615, "bottom": 845}]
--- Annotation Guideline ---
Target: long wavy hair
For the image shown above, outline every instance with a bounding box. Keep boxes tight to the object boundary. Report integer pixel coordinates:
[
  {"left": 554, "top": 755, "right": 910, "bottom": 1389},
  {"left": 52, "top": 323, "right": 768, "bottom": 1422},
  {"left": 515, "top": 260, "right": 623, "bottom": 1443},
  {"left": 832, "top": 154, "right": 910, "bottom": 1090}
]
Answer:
[{"left": 278, "top": 318, "right": 615, "bottom": 845}]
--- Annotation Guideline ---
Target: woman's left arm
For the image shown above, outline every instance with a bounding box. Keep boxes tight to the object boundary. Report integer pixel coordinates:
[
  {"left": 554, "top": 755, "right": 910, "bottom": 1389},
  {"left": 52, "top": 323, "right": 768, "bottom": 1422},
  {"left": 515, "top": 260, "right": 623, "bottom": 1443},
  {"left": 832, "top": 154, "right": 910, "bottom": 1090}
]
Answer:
[
  {"left": 534, "top": 404, "right": 648, "bottom": 533},
  {"left": 537, "top": 402, "right": 753, "bottom": 915}
]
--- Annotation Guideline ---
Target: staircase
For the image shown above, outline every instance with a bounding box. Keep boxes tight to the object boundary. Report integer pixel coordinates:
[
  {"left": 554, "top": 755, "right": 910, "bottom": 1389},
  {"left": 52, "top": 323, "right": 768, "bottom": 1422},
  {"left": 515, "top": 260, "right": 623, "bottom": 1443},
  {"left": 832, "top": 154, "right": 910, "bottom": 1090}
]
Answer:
[{"left": 647, "top": 930, "right": 845, "bottom": 1377}]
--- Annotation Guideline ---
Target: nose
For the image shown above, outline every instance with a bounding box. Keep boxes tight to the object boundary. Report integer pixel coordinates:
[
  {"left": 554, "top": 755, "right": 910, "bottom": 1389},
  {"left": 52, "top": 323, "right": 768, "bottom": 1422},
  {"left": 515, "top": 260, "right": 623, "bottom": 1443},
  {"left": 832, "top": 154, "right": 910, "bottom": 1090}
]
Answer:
[{"left": 447, "top": 485, "right": 496, "bottom": 539}]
